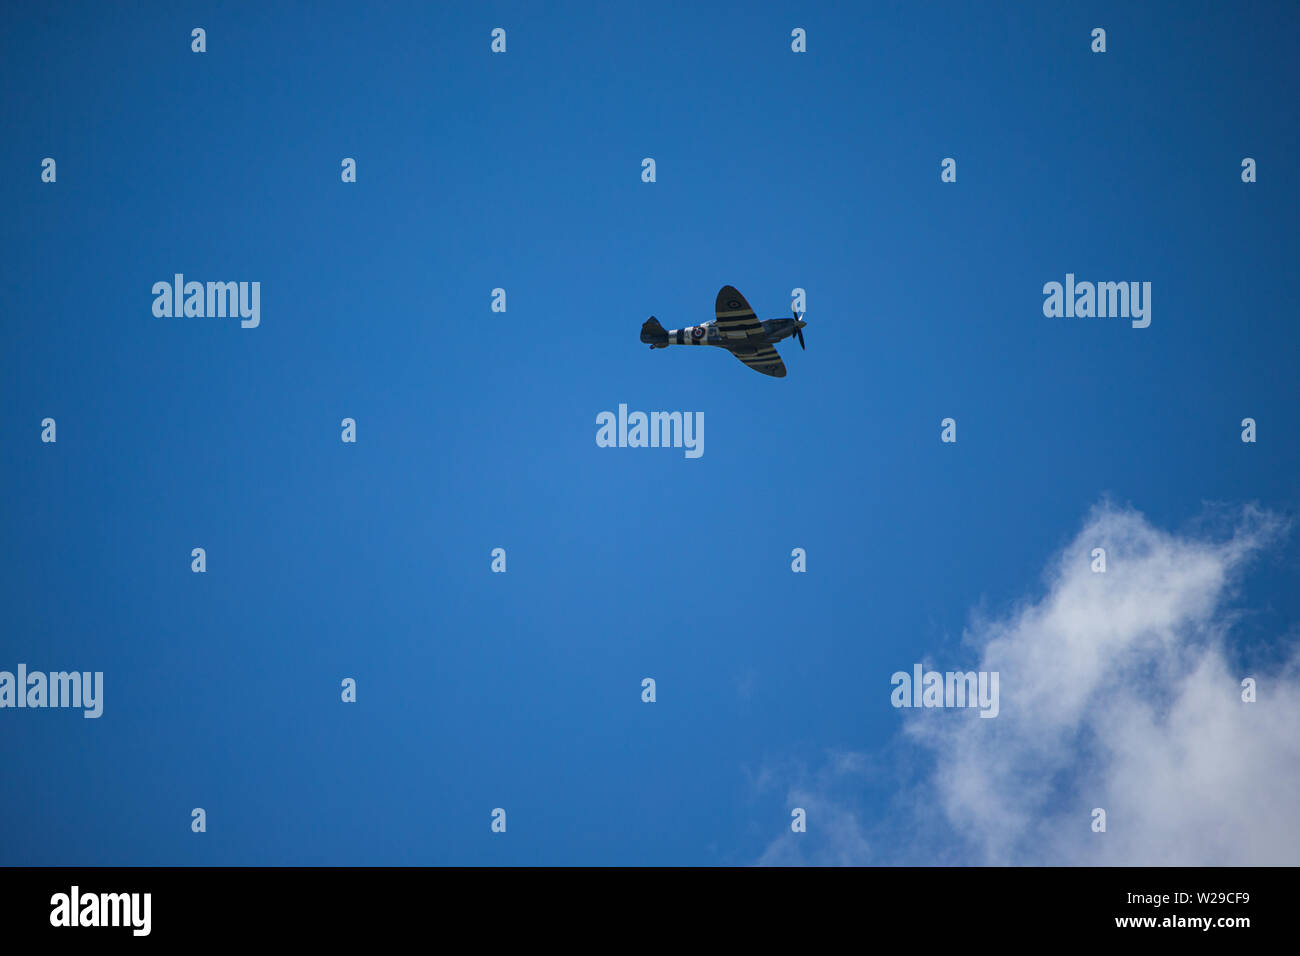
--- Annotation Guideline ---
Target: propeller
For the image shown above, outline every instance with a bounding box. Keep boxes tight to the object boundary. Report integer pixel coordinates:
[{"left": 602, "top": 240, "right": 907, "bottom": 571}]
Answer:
[{"left": 793, "top": 308, "right": 806, "bottom": 350}]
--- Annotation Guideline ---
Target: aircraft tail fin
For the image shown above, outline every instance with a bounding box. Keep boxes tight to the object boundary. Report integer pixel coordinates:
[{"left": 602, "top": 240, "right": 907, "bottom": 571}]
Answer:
[{"left": 641, "top": 316, "right": 669, "bottom": 347}]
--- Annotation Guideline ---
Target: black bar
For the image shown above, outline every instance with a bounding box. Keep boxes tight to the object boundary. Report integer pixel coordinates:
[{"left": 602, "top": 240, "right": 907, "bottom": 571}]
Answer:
[{"left": 1, "top": 866, "right": 1283, "bottom": 942}]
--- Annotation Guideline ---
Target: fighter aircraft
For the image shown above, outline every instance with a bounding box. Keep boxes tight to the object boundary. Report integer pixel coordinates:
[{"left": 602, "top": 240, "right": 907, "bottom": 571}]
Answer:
[{"left": 640, "top": 285, "right": 806, "bottom": 378}]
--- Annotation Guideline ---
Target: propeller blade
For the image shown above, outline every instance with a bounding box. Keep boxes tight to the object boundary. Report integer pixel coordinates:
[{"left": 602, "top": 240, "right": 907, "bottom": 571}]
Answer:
[{"left": 797, "top": 327, "right": 805, "bottom": 350}]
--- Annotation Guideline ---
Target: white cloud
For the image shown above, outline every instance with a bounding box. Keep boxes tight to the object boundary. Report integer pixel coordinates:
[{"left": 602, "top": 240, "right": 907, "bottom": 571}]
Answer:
[
  {"left": 906, "top": 500, "right": 1300, "bottom": 865},
  {"left": 755, "top": 501, "right": 1300, "bottom": 865}
]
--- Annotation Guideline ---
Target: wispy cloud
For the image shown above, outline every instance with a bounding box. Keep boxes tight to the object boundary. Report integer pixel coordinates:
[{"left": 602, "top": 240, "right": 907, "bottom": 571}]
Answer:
[{"left": 752, "top": 750, "right": 876, "bottom": 866}]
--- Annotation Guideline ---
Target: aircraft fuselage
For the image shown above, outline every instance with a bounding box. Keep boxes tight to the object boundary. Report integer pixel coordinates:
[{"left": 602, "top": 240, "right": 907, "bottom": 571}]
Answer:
[{"left": 662, "top": 317, "right": 805, "bottom": 351}]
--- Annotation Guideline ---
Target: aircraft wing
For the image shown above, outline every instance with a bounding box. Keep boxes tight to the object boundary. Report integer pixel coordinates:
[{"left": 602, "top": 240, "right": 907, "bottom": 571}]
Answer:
[
  {"left": 714, "top": 286, "right": 766, "bottom": 341},
  {"left": 732, "top": 345, "right": 787, "bottom": 377}
]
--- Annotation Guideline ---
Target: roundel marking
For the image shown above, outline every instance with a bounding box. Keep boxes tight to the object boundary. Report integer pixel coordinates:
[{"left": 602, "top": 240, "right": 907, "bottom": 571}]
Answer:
[
  {"left": 727, "top": 299, "right": 741, "bottom": 309},
  {"left": 691, "top": 326, "right": 705, "bottom": 340}
]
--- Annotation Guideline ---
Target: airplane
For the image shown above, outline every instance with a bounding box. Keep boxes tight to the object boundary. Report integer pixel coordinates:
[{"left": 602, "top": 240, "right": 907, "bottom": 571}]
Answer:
[{"left": 640, "top": 285, "right": 806, "bottom": 378}]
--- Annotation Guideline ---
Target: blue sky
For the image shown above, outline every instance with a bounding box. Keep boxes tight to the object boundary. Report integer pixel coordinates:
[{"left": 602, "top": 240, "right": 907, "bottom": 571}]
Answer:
[{"left": 2, "top": 1, "right": 1297, "bottom": 865}]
